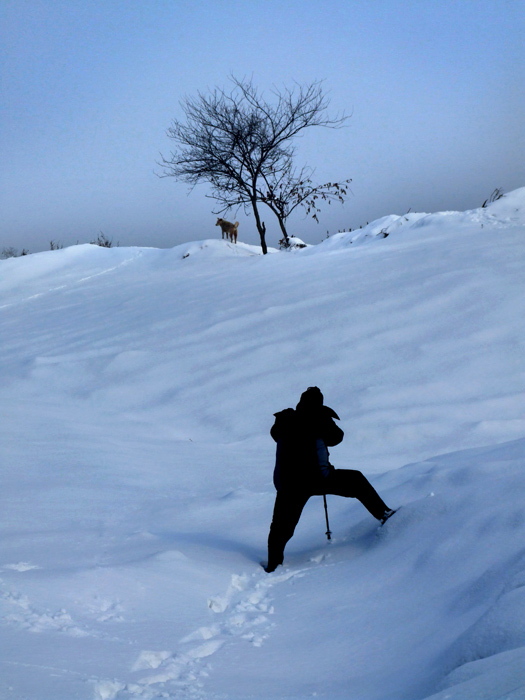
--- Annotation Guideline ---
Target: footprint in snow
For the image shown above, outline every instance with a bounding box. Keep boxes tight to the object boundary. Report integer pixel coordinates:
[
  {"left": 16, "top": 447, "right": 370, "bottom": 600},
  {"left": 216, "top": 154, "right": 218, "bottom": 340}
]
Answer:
[
  {"left": 205, "top": 568, "right": 306, "bottom": 646},
  {"left": 112, "top": 567, "right": 307, "bottom": 698},
  {"left": 0, "top": 582, "right": 114, "bottom": 639}
]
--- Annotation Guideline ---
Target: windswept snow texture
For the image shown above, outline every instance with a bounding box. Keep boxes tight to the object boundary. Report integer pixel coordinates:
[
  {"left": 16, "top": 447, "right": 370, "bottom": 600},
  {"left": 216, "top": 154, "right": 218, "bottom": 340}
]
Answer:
[{"left": 1, "top": 189, "right": 525, "bottom": 700}]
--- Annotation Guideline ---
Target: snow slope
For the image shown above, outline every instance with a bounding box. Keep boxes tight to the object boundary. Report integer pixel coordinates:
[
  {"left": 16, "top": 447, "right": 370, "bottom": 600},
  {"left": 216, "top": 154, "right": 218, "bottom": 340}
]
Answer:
[{"left": 1, "top": 189, "right": 525, "bottom": 700}]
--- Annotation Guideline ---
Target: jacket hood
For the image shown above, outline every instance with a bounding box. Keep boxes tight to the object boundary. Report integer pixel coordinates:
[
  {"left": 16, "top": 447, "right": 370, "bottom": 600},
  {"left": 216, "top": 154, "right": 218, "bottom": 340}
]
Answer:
[{"left": 296, "top": 386, "right": 324, "bottom": 411}]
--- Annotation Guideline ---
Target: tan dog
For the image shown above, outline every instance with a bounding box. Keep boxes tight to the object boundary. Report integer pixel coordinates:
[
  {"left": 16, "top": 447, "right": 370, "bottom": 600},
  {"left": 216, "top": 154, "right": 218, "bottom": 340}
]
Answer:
[{"left": 216, "top": 218, "right": 239, "bottom": 244}]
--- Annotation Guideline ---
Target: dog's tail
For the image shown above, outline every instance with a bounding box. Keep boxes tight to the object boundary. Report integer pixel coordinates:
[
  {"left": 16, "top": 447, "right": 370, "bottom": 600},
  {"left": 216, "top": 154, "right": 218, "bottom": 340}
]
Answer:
[{"left": 234, "top": 221, "right": 239, "bottom": 228}]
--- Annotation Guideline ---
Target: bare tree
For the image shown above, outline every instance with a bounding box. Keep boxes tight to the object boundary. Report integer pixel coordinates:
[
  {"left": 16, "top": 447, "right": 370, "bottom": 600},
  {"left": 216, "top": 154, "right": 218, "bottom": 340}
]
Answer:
[
  {"left": 259, "top": 162, "right": 352, "bottom": 245},
  {"left": 158, "top": 76, "right": 349, "bottom": 254}
]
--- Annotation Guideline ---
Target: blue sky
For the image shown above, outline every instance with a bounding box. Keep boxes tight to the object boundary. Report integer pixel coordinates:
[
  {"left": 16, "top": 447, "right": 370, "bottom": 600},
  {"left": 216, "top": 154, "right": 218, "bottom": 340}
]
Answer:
[{"left": 1, "top": 0, "right": 523, "bottom": 253}]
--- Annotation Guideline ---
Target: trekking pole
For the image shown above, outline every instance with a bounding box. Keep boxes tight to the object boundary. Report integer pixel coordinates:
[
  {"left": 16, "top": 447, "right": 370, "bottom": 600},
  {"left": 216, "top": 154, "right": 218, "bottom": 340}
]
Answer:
[{"left": 323, "top": 493, "right": 332, "bottom": 541}]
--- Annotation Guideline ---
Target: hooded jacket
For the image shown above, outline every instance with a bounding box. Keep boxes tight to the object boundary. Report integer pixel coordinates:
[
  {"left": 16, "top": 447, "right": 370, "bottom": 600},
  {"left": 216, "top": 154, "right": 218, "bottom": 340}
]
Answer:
[{"left": 271, "top": 399, "right": 344, "bottom": 492}]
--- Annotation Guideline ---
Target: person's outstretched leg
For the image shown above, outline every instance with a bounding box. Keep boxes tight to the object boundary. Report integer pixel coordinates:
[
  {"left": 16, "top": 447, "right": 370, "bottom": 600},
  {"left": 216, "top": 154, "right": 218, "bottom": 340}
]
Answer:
[
  {"left": 266, "top": 490, "right": 310, "bottom": 572},
  {"left": 324, "top": 469, "right": 392, "bottom": 521}
]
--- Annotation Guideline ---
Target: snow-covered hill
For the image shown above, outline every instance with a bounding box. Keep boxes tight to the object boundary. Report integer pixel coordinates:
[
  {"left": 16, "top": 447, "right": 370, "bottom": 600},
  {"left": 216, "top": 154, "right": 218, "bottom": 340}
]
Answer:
[{"left": 1, "top": 189, "right": 525, "bottom": 700}]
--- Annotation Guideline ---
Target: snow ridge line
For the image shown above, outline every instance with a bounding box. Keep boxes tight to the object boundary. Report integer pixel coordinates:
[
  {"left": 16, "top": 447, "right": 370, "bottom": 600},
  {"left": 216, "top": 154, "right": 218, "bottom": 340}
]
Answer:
[{"left": 0, "top": 250, "right": 143, "bottom": 310}]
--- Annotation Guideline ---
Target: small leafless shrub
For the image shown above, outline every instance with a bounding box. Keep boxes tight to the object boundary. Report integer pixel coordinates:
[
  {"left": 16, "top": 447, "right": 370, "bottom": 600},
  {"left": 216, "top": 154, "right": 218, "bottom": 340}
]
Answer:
[
  {"left": 91, "top": 232, "right": 117, "bottom": 248},
  {"left": 482, "top": 188, "right": 504, "bottom": 208},
  {"left": 1, "top": 247, "right": 19, "bottom": 259}
]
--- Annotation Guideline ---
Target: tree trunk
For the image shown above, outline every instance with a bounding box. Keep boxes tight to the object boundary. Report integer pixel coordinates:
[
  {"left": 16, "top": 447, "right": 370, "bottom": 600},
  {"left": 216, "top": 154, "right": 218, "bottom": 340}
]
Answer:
[
  {"left": 260, "top": 221, "right": 267, "bottom": 255},
  {"left": 276, "top": 216, "right": 290, "bottom": 245},
  {"left": 251, "top": 199, "right": 268, "bottom": 255},
  {"left": 261, "top": 200, "right": 290, "bottom": 246}
]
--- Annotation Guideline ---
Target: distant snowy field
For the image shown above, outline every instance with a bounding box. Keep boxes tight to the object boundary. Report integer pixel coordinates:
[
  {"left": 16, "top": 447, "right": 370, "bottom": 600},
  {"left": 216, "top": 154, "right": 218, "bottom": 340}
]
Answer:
[{"left": 1, "top": 189, "right": 525, "bottom": 700}]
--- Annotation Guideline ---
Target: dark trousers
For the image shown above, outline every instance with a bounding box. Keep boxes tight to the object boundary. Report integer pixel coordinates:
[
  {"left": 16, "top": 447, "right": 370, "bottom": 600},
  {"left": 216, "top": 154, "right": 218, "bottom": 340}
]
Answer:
[{"left": 267, "top": 469, "right": 389, "bottom": 568}]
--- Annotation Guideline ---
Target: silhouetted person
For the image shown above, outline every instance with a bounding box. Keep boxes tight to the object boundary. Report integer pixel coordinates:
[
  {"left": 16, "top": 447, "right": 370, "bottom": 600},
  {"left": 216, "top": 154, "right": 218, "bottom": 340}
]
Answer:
[{"left": 265, "top": 387, "right": 395, "bottom": 572}]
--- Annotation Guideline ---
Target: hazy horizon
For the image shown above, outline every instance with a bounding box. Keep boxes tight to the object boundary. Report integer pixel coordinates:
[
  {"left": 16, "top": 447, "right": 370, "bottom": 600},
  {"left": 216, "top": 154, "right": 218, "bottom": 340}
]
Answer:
[{"left": 1, "top": 0, "right": 523, "bottom": 254}]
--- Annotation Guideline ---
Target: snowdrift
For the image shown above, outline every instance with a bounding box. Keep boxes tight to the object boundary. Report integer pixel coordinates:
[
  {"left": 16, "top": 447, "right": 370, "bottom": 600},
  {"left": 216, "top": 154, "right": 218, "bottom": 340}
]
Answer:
[{"left": 1, "top": 189, "right": 525, "bottom": 700}]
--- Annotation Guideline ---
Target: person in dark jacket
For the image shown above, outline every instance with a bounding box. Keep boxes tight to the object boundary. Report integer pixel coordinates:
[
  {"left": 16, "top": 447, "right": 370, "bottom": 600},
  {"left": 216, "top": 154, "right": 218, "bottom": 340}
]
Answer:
[{"left": 264, "top": 387, "right": 396, "bottom": 573}]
